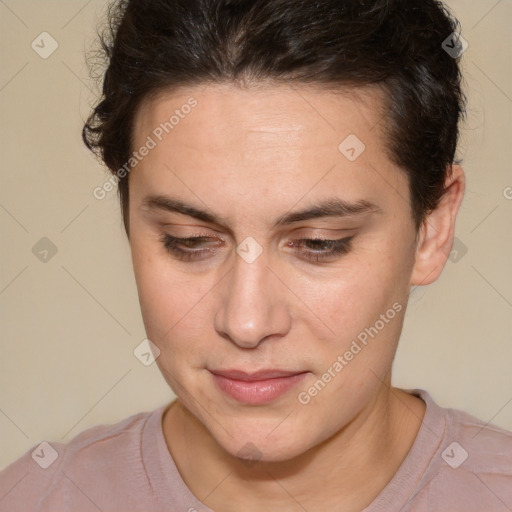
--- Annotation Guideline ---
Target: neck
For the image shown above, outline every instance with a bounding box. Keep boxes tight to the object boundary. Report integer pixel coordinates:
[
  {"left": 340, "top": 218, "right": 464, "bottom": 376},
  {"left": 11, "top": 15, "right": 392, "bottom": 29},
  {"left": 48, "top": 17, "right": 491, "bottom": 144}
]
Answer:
[{"left": 162, "top": 383, "right": 425, "bottom": 512}]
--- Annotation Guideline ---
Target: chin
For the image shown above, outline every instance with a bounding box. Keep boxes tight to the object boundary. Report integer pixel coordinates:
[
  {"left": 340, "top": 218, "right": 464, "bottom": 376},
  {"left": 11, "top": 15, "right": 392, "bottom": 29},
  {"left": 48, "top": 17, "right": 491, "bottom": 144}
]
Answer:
[{"left": 209, "top": 417, "right": 316, "bottom": 464}]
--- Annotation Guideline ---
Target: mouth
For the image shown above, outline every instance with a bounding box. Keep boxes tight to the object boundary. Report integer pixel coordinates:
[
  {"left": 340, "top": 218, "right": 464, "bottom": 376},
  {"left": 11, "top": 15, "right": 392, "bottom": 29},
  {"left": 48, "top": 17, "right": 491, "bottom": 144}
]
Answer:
[{"left": 209, "top": 368, "right": 308, "bottom": 405}]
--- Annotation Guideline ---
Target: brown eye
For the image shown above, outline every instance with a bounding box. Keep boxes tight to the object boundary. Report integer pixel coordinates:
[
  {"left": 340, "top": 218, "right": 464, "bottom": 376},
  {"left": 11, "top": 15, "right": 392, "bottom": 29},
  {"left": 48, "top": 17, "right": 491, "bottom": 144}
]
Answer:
[
  {"left": 159, "top": 233, "right": 355, "bottom": 263},
  {"left": 290, "top": 236, "right": 355, "bottom": 262},
  {"left": 160, "top": 234, "right": 220, "bottom": 261}
]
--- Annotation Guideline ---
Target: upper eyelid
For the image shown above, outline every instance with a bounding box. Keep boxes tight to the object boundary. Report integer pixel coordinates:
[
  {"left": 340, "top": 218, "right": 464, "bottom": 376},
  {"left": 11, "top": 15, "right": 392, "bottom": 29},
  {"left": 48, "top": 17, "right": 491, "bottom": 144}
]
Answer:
[
  {"left": 160, "top": 234, "right": 355, "bottom": 264},
  {"left": 162, "top": 234, "right": 355, "bottom": 249},
  {"left": 162, "top": 227, "right": 358, "bottom": 240},
  {"left": 165, "top": 234, "right": 351, "bottom": 242}
]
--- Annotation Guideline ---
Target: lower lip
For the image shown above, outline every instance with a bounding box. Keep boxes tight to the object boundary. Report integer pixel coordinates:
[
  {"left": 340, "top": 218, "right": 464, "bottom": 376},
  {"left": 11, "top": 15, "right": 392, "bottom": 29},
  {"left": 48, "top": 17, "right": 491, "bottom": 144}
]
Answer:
[{"left": 211, "top": 372, "right": 307, "bottom": 405}]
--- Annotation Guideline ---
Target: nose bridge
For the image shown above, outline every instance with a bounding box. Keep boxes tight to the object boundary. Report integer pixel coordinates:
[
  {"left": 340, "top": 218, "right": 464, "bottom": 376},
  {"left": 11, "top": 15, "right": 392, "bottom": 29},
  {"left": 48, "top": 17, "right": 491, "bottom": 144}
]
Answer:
[{"left": 215, "top": 248, "right": 289, "bottom": 348}]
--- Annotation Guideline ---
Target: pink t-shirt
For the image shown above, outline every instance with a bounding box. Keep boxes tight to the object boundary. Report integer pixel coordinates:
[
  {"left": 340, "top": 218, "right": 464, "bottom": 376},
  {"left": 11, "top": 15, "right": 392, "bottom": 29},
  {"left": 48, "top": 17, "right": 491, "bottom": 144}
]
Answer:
[{"left": 1, "top": 388, "right": 511, "bottom": 511}]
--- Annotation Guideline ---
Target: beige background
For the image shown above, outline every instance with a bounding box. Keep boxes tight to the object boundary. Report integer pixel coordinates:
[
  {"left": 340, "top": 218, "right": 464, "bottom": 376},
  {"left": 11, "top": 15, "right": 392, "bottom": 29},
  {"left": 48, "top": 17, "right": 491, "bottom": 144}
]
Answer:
[{"left": 1, "top": 0, "right": 511, "bottom": 469}]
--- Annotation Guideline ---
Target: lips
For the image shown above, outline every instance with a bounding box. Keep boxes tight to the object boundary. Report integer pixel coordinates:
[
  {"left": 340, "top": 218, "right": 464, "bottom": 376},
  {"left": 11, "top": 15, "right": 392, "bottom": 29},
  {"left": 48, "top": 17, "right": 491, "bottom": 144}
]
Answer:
[
  {"left": 210, "top": 368, "right": 304, "bottom": 381},
  {"left": 209, "top": 368, "right": 308, "bottom": 404}
]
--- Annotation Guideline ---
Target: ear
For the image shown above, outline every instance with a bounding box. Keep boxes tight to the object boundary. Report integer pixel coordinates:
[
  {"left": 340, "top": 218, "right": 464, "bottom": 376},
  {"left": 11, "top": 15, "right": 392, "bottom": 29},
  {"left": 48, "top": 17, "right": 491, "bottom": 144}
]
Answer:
[{"left": 410, "top": 164, "right": 465, "bottom": 286}]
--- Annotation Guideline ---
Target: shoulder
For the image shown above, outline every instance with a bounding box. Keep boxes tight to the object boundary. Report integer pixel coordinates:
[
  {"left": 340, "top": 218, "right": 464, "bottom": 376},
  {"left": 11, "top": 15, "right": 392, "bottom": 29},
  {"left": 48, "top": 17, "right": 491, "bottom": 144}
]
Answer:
[
  {"left": 442, "top": 403, "right": 512, "bottom": 473},
  {"left": 412, "top": 388, "right": 512, "bottom": 470},
  {"left": 0, "top": 407, "right": 163, "bottom": 512},
  {"left": 413, "top": 390, "right": 512, "bottom": 511}
]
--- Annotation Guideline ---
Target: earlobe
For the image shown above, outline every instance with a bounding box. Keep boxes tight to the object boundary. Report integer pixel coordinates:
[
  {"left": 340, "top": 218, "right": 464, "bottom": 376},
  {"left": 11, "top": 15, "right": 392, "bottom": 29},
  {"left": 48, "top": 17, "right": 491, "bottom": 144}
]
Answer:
[{"left": 410, "top": 164, "right": 465, "bottom": 286}]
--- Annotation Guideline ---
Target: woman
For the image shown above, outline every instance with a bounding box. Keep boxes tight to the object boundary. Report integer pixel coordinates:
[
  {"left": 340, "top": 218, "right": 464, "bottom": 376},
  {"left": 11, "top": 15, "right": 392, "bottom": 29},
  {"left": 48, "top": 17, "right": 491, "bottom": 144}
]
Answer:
[{"left": 1, "top": 0, "right": 511, "bottom": 510}]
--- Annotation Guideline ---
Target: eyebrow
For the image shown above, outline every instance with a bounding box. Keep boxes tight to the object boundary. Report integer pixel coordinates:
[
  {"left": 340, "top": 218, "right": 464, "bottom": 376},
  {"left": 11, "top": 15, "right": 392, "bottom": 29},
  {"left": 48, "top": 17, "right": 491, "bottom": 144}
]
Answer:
[{"left": 142, "top": 194, "right": 382, "bottom": 228}]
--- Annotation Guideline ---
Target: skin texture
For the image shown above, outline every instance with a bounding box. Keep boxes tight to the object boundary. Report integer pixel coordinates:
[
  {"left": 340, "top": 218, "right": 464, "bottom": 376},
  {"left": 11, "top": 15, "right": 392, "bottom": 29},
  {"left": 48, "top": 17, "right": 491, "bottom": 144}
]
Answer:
[{"left": 128, "top": 83, "right": 465, "bottom": 511}]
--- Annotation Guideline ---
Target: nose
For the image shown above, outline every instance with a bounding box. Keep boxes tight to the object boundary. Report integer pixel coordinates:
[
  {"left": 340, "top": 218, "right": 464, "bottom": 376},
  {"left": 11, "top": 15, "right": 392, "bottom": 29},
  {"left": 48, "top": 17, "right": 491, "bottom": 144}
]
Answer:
[{"left": 214, "top": 249, "right": 291, "bottom": 349}]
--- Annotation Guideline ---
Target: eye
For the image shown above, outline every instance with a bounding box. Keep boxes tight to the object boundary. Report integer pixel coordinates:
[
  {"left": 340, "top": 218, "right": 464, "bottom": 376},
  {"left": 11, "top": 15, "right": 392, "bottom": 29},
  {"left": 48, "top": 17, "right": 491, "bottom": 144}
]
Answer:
[
  {"left": 160, "top": 233, "right": 355, "bottom": 263},
  {"left": 289, "top": 236, "right": 355, "bottom": 262},
  {"left": 159, "top": 234, "right": 221, "bottom": 261}
]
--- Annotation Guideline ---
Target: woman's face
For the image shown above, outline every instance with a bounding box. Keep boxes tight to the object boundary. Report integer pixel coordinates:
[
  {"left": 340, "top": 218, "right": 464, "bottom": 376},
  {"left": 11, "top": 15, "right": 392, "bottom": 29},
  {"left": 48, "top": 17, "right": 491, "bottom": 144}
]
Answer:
[{"left": 128, "top": 83, "right": 419, "bottom": 462}]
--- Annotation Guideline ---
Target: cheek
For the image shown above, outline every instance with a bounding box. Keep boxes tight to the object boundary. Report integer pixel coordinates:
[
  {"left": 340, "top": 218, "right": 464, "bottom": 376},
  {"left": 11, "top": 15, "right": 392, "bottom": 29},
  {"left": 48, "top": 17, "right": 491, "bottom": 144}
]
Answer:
[
  {"left": 295, "top": 250, "right": 405, "bottom": 338},
  {"left": 131, "top": 240, "right": 180, "bottom": 334},
  {"left": 288, "top": 241, "right": 411, "bottom": 394},
  {"left": 131, "top": 242, "right": 218, "bottom": 357}
]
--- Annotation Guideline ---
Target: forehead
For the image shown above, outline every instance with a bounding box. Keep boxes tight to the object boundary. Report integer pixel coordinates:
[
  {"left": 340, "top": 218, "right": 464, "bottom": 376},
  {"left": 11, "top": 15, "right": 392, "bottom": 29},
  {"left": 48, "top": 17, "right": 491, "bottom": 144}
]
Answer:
[
  {"left": 135, "top": 82, "right": 385, "bottom": 149},
  {"left": 130, "top": 83, "right": 407, "bottom": 225}
]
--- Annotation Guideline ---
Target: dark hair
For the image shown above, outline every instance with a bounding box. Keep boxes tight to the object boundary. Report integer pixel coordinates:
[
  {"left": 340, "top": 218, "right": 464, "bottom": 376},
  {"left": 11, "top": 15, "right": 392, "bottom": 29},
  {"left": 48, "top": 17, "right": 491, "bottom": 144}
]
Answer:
[{"left": 83, "top": 0, "right": 466, "bottom": 236}]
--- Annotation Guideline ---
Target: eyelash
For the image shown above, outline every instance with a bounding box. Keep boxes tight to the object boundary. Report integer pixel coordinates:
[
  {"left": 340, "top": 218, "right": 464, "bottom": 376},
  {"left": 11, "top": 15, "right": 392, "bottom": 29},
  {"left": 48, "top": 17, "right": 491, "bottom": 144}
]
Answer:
[{"left": 159, "top": 233, "right": 355, "bottom": 263}]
